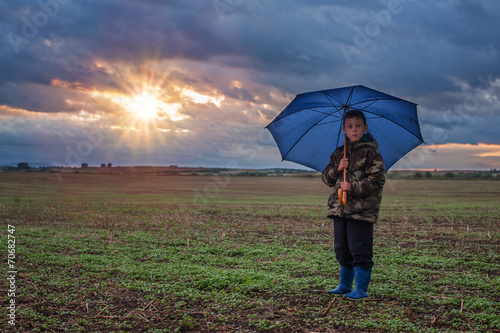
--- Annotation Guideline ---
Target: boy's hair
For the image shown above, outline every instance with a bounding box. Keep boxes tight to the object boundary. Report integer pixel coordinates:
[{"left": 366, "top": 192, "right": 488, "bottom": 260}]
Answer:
[{"left": 343, "top": 110, "right": 366, "bottom": 126}]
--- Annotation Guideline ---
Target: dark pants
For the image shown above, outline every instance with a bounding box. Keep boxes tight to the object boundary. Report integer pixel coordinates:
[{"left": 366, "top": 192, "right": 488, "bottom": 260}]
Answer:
[{"left": 333, "top": 216, "right": 374, "bottom": 269}]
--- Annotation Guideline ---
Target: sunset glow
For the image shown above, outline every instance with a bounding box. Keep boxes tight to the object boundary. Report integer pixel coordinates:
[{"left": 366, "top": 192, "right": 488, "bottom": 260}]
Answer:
[
  {"left": 181, "top": 88, "right": 224, "bottom": 107},
  {"left": 394, "top": 143, "right": 500, "bottom": 170}
]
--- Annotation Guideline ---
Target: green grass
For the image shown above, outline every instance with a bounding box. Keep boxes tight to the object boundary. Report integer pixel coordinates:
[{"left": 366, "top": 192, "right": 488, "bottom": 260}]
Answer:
[{"left": 0, "top": 174, "right": 499, "bottom": 332}]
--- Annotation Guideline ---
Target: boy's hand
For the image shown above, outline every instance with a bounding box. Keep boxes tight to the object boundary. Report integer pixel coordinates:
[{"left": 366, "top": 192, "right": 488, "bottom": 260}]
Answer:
[
  {"left": 337, "top": 158, "right": 349, "bottom": 172},
  {"left": 340, "top": 181, "right": 352, "bottom": 191}
]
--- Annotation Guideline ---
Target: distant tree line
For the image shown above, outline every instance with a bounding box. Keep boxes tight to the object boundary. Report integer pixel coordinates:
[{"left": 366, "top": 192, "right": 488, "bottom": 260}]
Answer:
[
  {"left": 411, "top": 170, "right": 500, "bottom": 179},
  {"left": 81, "top": 163, "right": 112, "bottom": 168},
  {"left": 1, "top": 162, "right": 114, "bottom": 171}
]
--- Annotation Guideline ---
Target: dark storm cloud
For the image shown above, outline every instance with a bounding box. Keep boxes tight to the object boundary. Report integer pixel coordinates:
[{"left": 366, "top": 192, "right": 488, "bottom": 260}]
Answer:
[{"left": 2, "top": 1, "right": 499, "bottom": 84}]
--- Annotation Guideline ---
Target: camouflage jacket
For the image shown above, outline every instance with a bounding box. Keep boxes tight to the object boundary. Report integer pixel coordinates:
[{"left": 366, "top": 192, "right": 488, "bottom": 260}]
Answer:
[{"left": 322, "top": 134, "right": 386, "bottom": 223}]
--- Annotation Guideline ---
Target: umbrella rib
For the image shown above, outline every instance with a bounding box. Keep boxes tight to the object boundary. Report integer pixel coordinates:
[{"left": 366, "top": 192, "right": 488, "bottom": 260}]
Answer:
[
  {"left": 269, "top": 88, "right": 378, "bottom": 127},
  {"left": 272, "top": 96, "right": 422, "bottom": 141},
  {"left": 311, "top": 98, "right": 423, "bottom": 142},
  {"left": 346, "top": 96, "right": 423, "bottom": 140},
  {"left": 321, "top": 88, "right": 356, "bottom": 147},
  {"left": 321, "top": 92, "right": 346, "bottom": 109},
  {"left": 265, "top": 105, "right": 344, "bottom": 128},
  {"left": 301, "top": 87, "right": 360, "bottom": 153},
  {"left": 349, "top": 103, "right": 423, "bottom": 140},
  {"left": 348, "top": 97, "right": 404, "bottom": 107},
  {"left": 312, "top": 108, "right": 423, "bottom": 143},
  {"left": 306, "top": 106, "right": 343, "bottom": 116},
  {"left": 346, "top": 86, "right": 356, "bottom": 106},
  {"left": 280, "top": 111, "right": 336, "bottom": 162}
]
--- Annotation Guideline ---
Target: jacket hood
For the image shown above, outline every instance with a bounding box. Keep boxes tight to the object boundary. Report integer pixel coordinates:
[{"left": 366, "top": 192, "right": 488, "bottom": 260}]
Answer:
[{"left": 346, "top": 133, "right": 379, "bottom": 150}]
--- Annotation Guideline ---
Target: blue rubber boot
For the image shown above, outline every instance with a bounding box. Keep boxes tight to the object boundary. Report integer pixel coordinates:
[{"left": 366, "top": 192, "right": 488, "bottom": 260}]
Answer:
[
  {"left": 328, "top": 266, "right": 354, "bottom": 295},
  {"left": 344, "top": 267, "right": 372, "bottom": 300}
]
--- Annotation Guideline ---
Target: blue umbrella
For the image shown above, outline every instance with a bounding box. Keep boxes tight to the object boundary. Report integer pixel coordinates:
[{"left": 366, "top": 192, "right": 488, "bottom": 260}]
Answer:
[{"left": 266, "top": 85, "right": 424, "bottom": 172}]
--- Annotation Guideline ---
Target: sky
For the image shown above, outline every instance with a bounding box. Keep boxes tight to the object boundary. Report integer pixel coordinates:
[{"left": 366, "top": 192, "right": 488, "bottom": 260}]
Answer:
[{"left": 0, "top": 0, "right": 499, "bottom": 171}]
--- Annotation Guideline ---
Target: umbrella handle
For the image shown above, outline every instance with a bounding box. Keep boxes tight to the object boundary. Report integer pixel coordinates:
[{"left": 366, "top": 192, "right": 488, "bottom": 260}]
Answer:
[
  {"left": 338, "top": 187, "right": 347, "bottom": 206},
  {"left": 338, "top": 132, "right": 347, "bottom": 206}
]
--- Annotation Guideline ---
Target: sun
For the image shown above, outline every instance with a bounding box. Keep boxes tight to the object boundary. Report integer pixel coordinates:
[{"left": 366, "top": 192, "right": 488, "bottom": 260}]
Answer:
[
  {"left": 114, "top": 88, "right": 166, "bottom": 120},
  {"left": 127, "top": 91, "right": 162, "bottom": 119},
  {"left": 110, "top": 84, "right": 187, "bottom": 122}
]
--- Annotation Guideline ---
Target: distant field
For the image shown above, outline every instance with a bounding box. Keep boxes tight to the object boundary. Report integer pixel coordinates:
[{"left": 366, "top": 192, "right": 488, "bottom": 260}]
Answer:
[
  {"left": 1, "top": 172, "right": 499, "bottom": 332},
  {"left": 0, "top": 172, "right": 331, "bottom": 204}
]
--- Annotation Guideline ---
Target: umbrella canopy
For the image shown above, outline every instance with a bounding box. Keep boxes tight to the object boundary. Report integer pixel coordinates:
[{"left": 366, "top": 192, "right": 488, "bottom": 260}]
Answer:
[{"left": 266, "top": 85, "right": 424, "bottom": 172}]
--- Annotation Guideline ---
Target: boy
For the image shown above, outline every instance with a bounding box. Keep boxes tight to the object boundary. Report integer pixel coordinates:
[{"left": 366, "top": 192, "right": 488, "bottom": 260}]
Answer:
[{"left": 322, "top": 110, "right": 386, "bottom": 300}]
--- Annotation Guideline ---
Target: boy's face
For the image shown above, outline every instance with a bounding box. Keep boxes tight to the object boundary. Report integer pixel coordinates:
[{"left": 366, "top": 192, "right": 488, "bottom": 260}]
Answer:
[{"left": 342, "top": 116, "right": 368, "bottom": 143}]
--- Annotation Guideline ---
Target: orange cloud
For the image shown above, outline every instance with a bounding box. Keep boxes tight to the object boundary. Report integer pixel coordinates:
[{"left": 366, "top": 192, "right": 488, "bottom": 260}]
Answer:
[{"left": 394, "top": 143, "right": 500, "bottom": 170}]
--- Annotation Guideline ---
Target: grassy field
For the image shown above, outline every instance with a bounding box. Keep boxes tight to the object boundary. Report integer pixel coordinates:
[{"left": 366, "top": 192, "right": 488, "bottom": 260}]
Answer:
[{"left": 1, "top": 172, "right": 499, "bottom": 332}]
